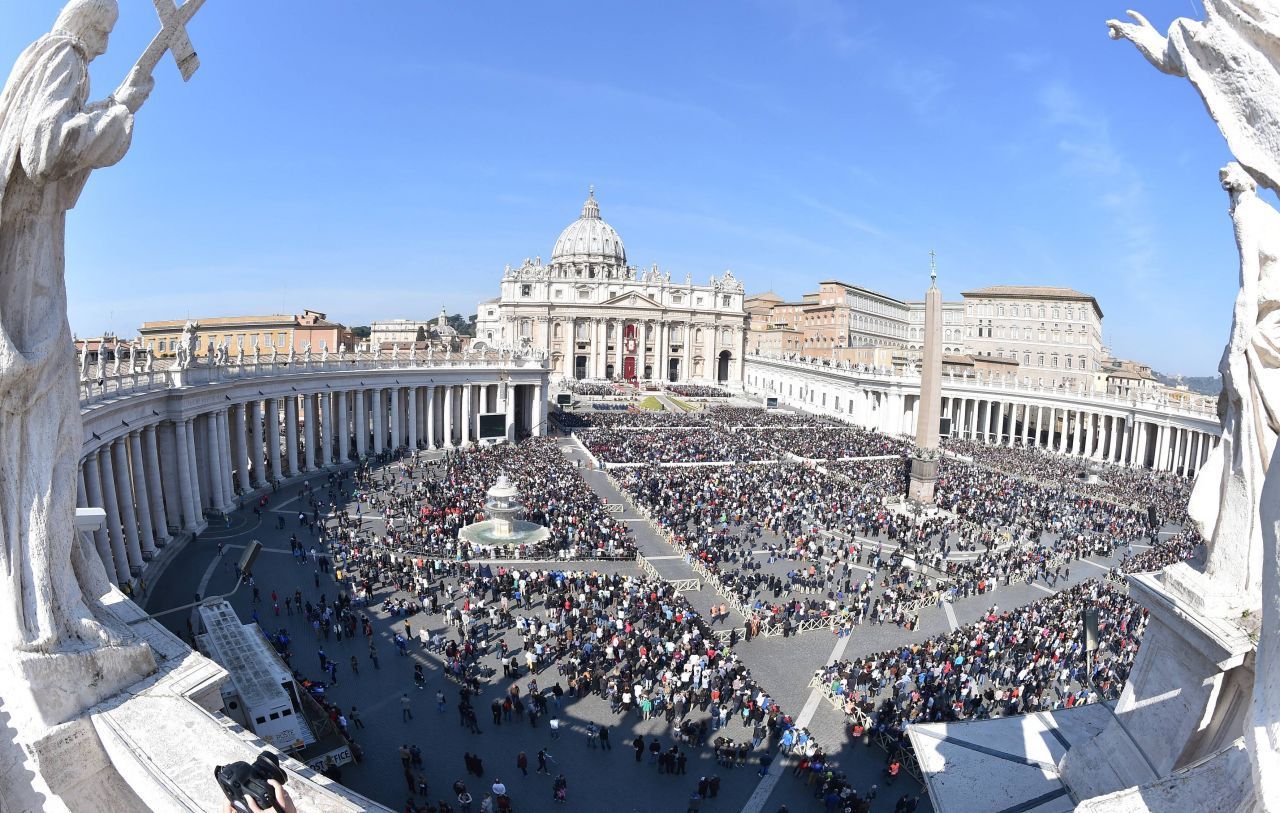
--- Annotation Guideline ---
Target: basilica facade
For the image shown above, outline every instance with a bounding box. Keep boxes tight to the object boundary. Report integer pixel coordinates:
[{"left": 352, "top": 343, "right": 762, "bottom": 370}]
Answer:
[{"left": 474, "top": 190, "right": 748, "bottom": 385}]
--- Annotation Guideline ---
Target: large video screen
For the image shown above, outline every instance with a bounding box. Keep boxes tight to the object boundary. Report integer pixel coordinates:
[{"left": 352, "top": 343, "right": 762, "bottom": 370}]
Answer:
[{"left": 478, "top": 413, "right": 506, "bottom": 439}]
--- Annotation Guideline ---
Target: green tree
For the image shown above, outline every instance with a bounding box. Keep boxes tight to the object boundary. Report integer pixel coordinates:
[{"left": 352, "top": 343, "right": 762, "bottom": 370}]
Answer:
[{"left": 415, "top": 325, "right": 427, "bottom": 342}]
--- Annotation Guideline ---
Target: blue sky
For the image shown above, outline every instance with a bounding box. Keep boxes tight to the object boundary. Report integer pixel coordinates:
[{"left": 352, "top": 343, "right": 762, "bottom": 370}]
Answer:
[{"left": 0, "top": 1, "right": 1242, "bottom": 375}]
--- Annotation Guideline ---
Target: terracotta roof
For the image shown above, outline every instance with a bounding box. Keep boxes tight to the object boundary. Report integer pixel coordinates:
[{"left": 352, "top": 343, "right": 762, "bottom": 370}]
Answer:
[{"left": 140, "top": 314, "right": 296, "bottom": 330}]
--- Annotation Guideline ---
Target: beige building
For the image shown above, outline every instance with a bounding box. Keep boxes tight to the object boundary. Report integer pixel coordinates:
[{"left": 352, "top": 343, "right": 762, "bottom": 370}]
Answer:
[
  {"left": 474, "top": 190, "right": 748, "bottom": 384},
  {"left": 745, "top": 279, "right": 967, "bottom": 361},
  {"left": 960, "top": 285, "right": 1104, "bottom": 391},
  {"left": 139, "top": 309, "right": 352, "bottom": 358}
]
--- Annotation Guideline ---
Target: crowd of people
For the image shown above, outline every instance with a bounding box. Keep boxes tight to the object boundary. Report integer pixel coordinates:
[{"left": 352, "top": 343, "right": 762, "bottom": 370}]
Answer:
[
  {"left": 816, "top": 580, "right": 1147, "bottom": 755},
  {"left": 323, "top": 438, "right": 637, "bottom": 563},
  {"left": 666, "top": 384, "right": 731, "bottom": 398},
  {"left": 237, "top": 393, "right": 1212, "bottom": 811}
]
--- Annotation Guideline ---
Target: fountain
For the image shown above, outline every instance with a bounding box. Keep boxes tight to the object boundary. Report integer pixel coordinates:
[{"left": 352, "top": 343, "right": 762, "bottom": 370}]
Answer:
[{"left": 458, "top": 475, "right": 551, "bottom": 553}]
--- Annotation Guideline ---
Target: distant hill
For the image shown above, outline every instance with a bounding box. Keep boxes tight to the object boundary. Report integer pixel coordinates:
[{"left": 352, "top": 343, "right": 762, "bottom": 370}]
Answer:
[{"left": 1154, "top": 372, "right": 1221, "bottom": 397}]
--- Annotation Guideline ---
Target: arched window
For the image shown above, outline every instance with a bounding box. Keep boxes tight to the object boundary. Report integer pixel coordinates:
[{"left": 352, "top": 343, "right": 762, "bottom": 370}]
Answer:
[{"left": 552, "top": 322, "right": 562, "bottom": 339}]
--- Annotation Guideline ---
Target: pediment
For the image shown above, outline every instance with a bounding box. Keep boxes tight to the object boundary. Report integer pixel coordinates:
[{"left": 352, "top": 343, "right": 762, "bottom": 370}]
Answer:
[{"left": 600, "top": 291, "right": 664, "bottom": 309}]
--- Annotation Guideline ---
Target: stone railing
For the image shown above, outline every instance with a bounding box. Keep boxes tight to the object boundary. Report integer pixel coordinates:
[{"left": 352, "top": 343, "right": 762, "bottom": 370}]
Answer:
[
  {"left": 79, "top": 350, "right": 549, "bottom": 406},
  {"left": 747, "top": 351, "right": 1217, "bottom": 420}
]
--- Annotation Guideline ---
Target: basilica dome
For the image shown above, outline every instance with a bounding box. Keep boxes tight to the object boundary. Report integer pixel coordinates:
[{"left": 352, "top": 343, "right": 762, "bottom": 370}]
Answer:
[{"left": 550, "top": 187, "right": 627, "bottom": 270}]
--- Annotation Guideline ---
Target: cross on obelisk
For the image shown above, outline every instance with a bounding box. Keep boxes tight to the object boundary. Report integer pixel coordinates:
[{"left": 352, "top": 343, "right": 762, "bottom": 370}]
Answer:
[{"left": 135, "top": 0, "right": 207, "bottom": 82}]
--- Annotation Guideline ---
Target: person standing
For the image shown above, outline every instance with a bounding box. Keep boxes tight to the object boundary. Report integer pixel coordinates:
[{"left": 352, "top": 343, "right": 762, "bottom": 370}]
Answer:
[
  {"left": 516, "top": 752, "right": 528, "bottom": 777},
  {"left": 401, "top": 693, "right": 413, "bottom": 722}
]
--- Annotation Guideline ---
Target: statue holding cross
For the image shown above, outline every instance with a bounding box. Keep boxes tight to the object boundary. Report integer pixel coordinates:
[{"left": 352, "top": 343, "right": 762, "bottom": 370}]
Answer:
[{"left": 0, "top": 0, "right": 207, "bottom": 655}]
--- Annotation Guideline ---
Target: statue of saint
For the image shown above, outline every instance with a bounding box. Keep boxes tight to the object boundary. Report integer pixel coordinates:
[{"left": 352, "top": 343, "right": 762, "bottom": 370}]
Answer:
[{"left": 0, "top": 0, "right": 153, "bottom": 652}]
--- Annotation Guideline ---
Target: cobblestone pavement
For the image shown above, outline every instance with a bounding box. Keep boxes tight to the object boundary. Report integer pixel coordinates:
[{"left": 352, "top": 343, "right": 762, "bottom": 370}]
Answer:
[{"left": 142, "top": 436, "right": 1165, "bottom": 813}]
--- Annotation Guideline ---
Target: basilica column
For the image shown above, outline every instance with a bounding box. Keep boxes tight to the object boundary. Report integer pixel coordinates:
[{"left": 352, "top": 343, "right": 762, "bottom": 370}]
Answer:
[
  {"left": 505, "top": 383, "right": 517, "bottom": 441},
  {"left": 683, "top": 323, "right": 694, "bottom": 383},
  {"left": 111, "top": 439, "right": 144, "bottom": 572},
  {"left": 94, "top": 448, "right": 131, "bottom": 584},
  {"left": 426, "top": 386, "right": 437, "bottom": 449},
  {"left": 613, "top": 320, "right": 624, "bottom": 379},
  {"left": 82, "top": 452, "right": 118, "bottom": 584},
  {"left": 443, "top": 385, "right": 455, "bottom": 448},
  {"left": 127, "top": 430, "right": 157, "bottom": 558},
  {"left": 143, "top": 425, "right": 170, "bottom": 545},
  {"left": 533, "top": 383, "right": 545, "bottom": 436},
  {"left": 285, "top": 397, "right": 300, "bottom": 475}
]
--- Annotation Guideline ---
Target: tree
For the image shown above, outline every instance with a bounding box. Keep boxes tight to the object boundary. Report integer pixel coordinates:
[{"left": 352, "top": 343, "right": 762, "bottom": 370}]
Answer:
[
  {"left": 415, "top": 325, "right": 427, "bottom": 342},
  {"left": 350, "top": 325, "right": 371, "bottom": 339}
]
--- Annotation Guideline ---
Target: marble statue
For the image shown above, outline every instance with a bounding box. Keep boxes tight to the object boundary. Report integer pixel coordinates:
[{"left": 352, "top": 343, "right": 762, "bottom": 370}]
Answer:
[
  {"left": 142, "top": 348, "right": 153, "bottom": 373},
  {"left": 78, "top": 344, "right": 89, "bottom": 381},
  {"left": 175, "top": 319, "right": 197, "bottom": 369},
  {"left": 1110, "top": 5, "right": 1280, "bottom": 809},
  {"left": 0, "top": 0, "right": 159, "bottom": 653},
  {"left": 270, "top": 343, "right": 279, "bottom": 363}
]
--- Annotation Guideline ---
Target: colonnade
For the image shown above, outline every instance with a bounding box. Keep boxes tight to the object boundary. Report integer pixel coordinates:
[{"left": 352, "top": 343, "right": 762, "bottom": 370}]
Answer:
[
  {"left": 939, "top": 396, "right": 1217, "bottom": 475},
  {"left": 76, "top": 376, "right": 547, "bottom": 586},
  {"left": 746, "top": 357, "right": 1220, "bottom": 477}
]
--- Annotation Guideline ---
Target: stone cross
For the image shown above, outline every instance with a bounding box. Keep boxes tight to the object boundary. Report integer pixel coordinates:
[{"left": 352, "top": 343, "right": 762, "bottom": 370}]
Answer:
[{"left": 136, "top": 0, "right": 207, "bottom": 82}]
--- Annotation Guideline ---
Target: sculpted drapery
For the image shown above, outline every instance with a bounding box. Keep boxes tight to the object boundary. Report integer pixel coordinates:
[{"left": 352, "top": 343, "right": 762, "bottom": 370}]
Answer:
[
  {"left": 0, "top": 0, "right": 151, "bottom": 652},
  {"left": 1110, "top": 3, "right": 1280, "bottom": 808}
]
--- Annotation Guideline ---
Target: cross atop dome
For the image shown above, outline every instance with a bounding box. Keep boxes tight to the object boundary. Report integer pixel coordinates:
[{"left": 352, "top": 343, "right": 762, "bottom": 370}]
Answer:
[{"left": 581, "top": 185, "right": 601, "bottom": 220}]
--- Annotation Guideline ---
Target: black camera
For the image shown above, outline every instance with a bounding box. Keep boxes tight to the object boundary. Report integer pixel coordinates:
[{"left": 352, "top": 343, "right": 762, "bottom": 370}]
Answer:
[{"left": 214, "top": 750, "right": 287, "bottom": 812}]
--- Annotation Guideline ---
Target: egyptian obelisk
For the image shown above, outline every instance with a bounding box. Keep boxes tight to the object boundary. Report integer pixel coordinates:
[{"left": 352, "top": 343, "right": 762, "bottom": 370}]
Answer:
[{"left": 908, "top": 253, "right": 943, "bottom": 502}]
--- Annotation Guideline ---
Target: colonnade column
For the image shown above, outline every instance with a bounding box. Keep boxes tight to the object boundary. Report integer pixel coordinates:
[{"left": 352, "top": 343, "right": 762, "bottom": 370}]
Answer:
[
  {"left": 232, "top": 403, "right": 251, "bottom": 494},
  {"left": 354, "top": 390, "right": 367, "bottom": 457},
  {"left": 390, "top": 387, "right": 402, "bottom": 450},
  {"left": 443, "top": 386, "right": 455, "bottom": 448},
  {"left": 992, "top": 401, "right": 1004, "bottom": 444},
  {"left": 337, "top": 391, "right": 350, "bottom": 462},
  {"left": 302, "top": 395, "right": 316, "bottom": 470},
  {"left": 1084, "top": 412, "right": 1096, "bottom": 459},
  {"left": 285, "top": 398, "right": 299, "bottom": 475},
  {"left": 205, "top": 414, "right": 224, "bottom": 509},
  {"left": 372, "top": 389, "right": 385, "bottom": 454},
  {"left": 1124, "top": 418, "right": 1136, "bottom": 467},
  {"left": 142, "top": 425, "right": 170, "bottom": 545},
  {"left": 426, "top": 386, "right": 437, "bottom": 449},
  {"left": 407, "top": 387, "right": 419, "bottom": 450},
  {"left": 319, "top": 392, "right": 334, "bottom": 467},
  {"left": 127, "top": 430, "right": 157, "bottom": 559},
  {"left": 250, "top": 400, "right": 266, "bottom": 487},
  {"left": 175, "top": 420, "right": 199, "bottom": 528},
  {"left": 266, "top": 400, "right": 281, "bottom": 482},
  {"left": 82, "top": 451, "right": 119, "bottom": 584},
  {"left": 111, "top": 439, "right": 143, "bottom": 572}
]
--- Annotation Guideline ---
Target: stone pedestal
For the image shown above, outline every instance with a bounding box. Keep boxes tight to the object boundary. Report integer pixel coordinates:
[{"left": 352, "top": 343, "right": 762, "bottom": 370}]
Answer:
[
  {"left": 1060, "top": 571, "right": 1255, "bottom": 803},
  {"left": 908, "top": 453, "right": 939, "bottom": 503}
]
